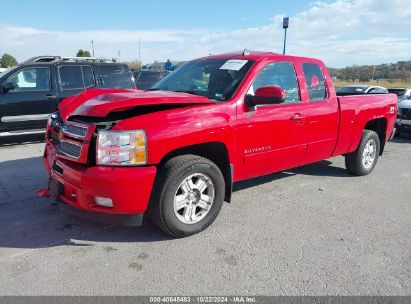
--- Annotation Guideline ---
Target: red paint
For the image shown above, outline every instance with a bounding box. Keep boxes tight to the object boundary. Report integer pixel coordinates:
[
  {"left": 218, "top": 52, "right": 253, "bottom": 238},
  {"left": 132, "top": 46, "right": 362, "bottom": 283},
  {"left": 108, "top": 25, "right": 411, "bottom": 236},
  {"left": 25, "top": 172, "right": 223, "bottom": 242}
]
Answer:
[
  {"left": 311, "top": 75, "right": 320, "bottom": 87},
  {"left": 255, "top": 86, "right": 285, "bottom": 98},
  {"left": 42, "top": 51, "right": 397, "bottom": 220},
  {"left": 36, "top": 189, "right": 49, "bottom": 198}
]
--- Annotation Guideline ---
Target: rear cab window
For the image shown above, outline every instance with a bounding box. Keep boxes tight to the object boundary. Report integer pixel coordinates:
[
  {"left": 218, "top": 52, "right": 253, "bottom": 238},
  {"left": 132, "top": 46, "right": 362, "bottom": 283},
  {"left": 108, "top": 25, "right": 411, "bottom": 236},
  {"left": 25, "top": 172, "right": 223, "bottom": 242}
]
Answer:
[
  {"left": 302, "top": 63, "right": 328, "bottom": 102},
  {"left": 96, "top": 64, "right": 135, "bottom": 90}
]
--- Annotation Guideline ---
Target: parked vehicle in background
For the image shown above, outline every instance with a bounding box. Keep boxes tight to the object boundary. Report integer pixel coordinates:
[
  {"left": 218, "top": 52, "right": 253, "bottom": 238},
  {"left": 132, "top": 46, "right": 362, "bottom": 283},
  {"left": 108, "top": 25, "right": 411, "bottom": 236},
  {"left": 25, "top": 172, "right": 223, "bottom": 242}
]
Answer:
[
  {"left": 388, "top": 88, "right": 411, "bottom": 102},
  {"left": 396, "top": 91, "right": 411, "bottom": 135},
  {"left": 0, "top": 56, "right": 135, "bottom": 137},
  {"left": 134, "top": 69, "right": 170, "bottom": 90},
  {"left": 42, "top": 51, "right": 397, "bottom": 237},
  {"left": 337, "top": 85, "right": 388, "bottom": 96}
]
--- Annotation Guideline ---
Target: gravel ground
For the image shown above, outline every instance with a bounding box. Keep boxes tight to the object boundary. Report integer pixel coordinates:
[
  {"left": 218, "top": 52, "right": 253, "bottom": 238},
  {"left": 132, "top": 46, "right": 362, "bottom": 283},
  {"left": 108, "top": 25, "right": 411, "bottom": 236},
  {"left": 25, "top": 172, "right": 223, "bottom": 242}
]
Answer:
[{"left": 0, "top": 135, "right": 409, "bottom": 296}]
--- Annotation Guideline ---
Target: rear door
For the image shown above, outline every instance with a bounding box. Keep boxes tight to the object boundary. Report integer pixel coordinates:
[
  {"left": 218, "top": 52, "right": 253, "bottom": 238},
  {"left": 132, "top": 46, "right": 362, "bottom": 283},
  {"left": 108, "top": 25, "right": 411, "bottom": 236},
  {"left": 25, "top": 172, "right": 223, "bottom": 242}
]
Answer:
[
  {"left": 300, "top": 62, "right": 339, "bottom": 164},
  {"left": 56, "top": 64, "right": 96, "bottom": 101},
  {"left": 236, "top": 60, "right": 308, "bottom": 180},
  {"left": 0, "top": 66, "right": 56, "bottom": 133}
]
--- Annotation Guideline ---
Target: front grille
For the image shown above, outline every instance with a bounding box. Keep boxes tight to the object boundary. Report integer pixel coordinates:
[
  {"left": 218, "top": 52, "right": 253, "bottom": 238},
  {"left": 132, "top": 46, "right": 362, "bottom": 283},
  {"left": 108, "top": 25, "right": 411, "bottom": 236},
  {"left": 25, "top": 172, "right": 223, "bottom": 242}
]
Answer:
[
  {"left": 57, "top": 141, "right": 82, "bottom": 159},
  {"left": 62, "top": 123, "right": 88, "bottom": 138}
]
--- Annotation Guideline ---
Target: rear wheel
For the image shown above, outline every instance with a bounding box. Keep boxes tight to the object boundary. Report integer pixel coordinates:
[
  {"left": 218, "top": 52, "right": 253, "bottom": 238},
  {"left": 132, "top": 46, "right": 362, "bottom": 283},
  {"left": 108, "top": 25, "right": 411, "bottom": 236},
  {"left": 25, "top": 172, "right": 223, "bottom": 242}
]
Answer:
[
  {"left": 149, "top": 155, "right": 225, "bottom": 237},
  {"left": 345, "top": 130, "right": 380, "bottom": 176}
]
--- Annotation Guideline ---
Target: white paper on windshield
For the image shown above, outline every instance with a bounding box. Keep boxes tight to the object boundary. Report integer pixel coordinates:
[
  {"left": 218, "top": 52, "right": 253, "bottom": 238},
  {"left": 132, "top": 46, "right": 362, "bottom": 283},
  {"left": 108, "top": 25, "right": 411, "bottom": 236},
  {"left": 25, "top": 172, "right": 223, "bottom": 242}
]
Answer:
[{"left": 219, "top": 59, "right": 248, "bottom": 71}]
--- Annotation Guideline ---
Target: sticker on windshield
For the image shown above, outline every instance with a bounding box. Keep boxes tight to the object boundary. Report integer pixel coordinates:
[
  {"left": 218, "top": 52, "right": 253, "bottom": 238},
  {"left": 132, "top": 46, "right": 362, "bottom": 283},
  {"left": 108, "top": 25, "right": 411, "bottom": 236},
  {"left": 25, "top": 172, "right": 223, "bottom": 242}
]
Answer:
[{"left": 220, "top": 59, "right": 248, "bottom": 71}]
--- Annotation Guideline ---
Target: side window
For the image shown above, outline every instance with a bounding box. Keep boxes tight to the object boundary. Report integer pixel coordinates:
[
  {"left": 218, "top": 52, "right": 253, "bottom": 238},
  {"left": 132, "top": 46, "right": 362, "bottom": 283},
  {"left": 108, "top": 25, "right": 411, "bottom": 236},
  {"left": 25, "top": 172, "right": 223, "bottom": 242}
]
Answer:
[
  {"left": 302, "top": 63, "right": 327, "bottom": 102},
  {"left": 82, "top": 66, "right": 95, "bottom": 88},
  {"left": 58, "top": 65, "right": 95, "bottom": 90},
  {"left": 6, "top": 68, "right": 50, "bottom": 92},
  {"left": 249, "top": 61, "right": 300, "bottom": 104}
]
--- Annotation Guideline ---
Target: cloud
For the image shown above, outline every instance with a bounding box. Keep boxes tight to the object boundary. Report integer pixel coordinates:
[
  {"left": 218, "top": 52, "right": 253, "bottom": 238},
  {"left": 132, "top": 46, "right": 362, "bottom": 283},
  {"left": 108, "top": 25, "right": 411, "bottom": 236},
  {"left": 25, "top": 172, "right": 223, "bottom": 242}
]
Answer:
[{"left": 0, "top": 0, "right": 410, "bottom": 67}]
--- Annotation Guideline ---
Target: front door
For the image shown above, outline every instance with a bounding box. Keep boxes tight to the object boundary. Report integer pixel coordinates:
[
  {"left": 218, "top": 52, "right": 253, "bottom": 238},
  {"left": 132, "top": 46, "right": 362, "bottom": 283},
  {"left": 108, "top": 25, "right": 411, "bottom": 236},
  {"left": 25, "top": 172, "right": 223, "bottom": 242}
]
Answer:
[
  {"left": 0, "top": 66, "right": 57, "bottom": 133},
  {"left": 236, "top": 61, "right": 308, "bottom": 181}
]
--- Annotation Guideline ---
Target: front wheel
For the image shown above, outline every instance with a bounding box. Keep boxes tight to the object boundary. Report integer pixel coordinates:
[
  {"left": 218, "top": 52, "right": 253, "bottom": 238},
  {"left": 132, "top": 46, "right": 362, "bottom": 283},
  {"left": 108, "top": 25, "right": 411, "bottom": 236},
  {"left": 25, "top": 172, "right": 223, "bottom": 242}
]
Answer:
[
  {"left": 345, "top": 130, "right": 380, "bottom": 176},
  {"left": 149, "top": 155, "right": 225, "bottom": 237}
]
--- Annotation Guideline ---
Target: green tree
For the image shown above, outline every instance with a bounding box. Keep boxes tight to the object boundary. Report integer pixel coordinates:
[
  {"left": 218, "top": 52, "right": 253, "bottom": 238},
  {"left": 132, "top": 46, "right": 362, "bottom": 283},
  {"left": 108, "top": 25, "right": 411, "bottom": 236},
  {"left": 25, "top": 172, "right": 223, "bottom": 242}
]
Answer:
[
  {"left": 126, "top": 60, "right": 142, "bottom": 69},
  {"left": 0, "top": 53, "right": 18, "bottom": 68},
  {"left": 76, "top": 49, "right": 91, "bottom": 57}
]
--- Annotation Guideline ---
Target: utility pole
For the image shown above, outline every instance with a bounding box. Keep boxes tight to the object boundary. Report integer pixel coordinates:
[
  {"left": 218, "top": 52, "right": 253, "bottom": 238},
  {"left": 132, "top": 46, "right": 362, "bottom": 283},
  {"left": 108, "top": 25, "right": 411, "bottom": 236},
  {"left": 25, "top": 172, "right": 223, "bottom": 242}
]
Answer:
[
  {"left": 91, "top": 39, "right": 95, "bottom": 57},
  {"left": 282, "top": 17, "right": 289, "bottom": 55},
  {"left": 138, "top": 36, "right": 141, "bottom": 69}
]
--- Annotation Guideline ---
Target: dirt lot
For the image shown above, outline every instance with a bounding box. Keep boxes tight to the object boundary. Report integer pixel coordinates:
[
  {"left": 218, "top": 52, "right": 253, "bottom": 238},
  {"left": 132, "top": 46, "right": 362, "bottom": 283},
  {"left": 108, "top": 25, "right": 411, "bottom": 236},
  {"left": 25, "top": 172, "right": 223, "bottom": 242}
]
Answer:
[{"left": 0, "top": 135, "right": 410, "bottom": 295}]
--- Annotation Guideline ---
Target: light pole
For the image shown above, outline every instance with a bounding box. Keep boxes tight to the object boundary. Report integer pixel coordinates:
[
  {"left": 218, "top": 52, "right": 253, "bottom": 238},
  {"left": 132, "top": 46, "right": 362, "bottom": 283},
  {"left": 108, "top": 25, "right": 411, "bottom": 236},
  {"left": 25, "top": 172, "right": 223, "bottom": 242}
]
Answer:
[
  {"left": 138, "top": 36, "right": 141, "bottom": 69},
  {"left": 90, "top": 39, "right": 95, "bottom": 57},
  {"left": 282, "top": 17, "right": 289, "bottom": 55}
]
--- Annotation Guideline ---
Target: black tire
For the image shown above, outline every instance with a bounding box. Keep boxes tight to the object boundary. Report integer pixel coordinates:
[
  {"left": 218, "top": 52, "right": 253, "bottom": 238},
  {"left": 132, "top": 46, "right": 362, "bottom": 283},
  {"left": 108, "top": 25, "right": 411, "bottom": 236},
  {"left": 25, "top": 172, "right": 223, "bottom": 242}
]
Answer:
[
  {"left": 148, "top": 155, "right": 225, "bottom": 237},
  {"left": 345, "top": 130, "right": 380, "bottom": 176}
]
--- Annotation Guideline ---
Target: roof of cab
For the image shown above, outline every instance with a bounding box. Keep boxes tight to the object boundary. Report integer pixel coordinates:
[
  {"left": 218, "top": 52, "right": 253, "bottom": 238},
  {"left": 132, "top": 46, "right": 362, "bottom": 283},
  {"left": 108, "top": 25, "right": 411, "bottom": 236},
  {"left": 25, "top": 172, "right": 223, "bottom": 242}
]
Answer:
[{"left": 196, "top": 50, "right": 321, "bottom": 63}]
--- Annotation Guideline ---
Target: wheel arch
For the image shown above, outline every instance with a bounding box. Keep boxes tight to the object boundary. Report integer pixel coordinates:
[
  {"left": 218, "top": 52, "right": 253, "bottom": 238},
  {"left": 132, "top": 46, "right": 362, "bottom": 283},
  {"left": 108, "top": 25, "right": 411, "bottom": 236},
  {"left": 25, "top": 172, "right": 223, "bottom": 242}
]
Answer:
[
  {"left": 157, "top": 142, "right": 233, "bottom": 203},
  {"left": 363, "top": 117, "right": 387, "bottom": 155}
]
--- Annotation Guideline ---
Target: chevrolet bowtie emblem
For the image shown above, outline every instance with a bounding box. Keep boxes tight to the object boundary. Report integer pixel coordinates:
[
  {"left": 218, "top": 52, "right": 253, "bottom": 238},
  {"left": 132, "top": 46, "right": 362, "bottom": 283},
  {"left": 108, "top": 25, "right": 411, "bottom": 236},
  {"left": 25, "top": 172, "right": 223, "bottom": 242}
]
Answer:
[{"left": 58, "top": 131, "right": 64, "bottom": 140}]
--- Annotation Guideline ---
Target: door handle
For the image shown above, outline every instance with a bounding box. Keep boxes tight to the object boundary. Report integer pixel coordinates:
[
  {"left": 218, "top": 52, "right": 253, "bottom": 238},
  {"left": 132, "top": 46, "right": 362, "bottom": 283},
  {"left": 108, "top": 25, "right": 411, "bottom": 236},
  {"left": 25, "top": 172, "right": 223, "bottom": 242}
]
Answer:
[
  {"left": 290, "top": 113, "right": 305, "bottom": 122},
  {"left": 45, "top": 94, "right": 57, "bottom": 100}
]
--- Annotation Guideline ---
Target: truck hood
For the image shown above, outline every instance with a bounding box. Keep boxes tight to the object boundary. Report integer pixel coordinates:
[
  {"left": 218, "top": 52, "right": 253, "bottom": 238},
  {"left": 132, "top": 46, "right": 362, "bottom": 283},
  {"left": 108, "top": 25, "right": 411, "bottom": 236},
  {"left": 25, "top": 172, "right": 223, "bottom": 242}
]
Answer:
[{"left": 59, "top": 89, "right": 213, "bottom": 121}]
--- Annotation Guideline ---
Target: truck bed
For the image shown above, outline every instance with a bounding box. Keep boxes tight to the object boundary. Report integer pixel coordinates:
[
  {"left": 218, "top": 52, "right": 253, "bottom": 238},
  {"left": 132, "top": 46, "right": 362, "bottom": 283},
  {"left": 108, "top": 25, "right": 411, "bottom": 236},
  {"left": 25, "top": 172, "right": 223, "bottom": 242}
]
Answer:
[{"left": 333, "top": 93, "right": 397, "bottom": 157}]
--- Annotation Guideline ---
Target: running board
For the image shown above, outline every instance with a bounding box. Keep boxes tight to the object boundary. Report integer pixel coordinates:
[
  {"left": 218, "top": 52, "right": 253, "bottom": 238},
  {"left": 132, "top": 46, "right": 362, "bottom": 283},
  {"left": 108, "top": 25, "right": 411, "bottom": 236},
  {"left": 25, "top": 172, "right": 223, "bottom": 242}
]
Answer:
[{"left": 0, "top": 129, "right": 45, "bottom": 137}]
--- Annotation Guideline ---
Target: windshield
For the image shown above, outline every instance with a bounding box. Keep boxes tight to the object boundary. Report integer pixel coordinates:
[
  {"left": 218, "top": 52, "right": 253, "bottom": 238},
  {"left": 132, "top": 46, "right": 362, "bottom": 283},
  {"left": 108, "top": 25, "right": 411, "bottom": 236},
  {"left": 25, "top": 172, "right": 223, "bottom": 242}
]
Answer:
[
  {"left": 151, "top": 59, "right": 255, "bottom": 101},
  {"left": 0, "top": 66, "right": 18, "bottom": 80}
]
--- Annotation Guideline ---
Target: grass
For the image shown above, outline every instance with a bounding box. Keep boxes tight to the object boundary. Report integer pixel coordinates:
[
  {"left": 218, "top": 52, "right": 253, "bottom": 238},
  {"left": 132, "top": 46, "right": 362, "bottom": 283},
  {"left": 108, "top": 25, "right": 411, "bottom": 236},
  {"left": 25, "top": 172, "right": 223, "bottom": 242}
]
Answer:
[{"left": 333, "top": 80, "right": 410, "bottom": 89}]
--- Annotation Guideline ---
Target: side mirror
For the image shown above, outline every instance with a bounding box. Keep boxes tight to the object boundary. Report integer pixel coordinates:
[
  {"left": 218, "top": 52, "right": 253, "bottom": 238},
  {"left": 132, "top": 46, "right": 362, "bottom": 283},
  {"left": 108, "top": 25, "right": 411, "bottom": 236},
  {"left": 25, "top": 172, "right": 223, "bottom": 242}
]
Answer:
[
  {"left": 246, "top": 86, "right": 286, "bottom": 107},
  {"left": 1, "top": 82, "right": 16, "bottom": 94}
]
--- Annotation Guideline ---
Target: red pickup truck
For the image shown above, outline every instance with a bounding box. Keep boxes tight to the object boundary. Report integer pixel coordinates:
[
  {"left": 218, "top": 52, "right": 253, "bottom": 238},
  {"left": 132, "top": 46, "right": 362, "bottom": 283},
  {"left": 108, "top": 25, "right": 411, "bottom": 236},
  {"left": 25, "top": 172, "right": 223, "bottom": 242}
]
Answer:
[{"left": 42, "top": 51, "right": 397, "bottom": 237}]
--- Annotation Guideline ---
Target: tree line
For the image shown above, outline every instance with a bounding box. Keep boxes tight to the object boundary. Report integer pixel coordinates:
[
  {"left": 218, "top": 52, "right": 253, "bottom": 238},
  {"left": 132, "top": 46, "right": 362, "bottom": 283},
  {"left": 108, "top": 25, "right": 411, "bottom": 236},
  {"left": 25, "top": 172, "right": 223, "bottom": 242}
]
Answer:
[
  {"left": 328, "top": 60, "right": 411, "bottom": 82},
  {"left": 3, "top": 51, "right": 410, "bottom": 82}
]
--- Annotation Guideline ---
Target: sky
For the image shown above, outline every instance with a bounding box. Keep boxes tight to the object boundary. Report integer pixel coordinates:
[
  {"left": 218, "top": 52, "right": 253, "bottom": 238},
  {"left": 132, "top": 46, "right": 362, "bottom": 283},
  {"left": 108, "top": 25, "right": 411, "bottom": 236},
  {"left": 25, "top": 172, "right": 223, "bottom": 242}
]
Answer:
[{"left": 0, "top": 0, "right": 410, "bottom": 67}]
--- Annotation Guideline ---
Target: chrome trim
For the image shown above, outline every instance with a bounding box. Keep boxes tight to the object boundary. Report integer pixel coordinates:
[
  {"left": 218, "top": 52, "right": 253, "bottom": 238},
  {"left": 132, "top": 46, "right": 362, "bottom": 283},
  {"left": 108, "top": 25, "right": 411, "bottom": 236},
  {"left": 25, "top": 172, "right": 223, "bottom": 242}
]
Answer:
[
  {"left": 0, "top": 129, "right": 45, "bottom": 137},
  {"left": 1, "top": 114, "right": 50, "bottom": 123},
  {"left": 62, "top": 123, "right": 89, "bottom": 139},
  {"left": 397, "top": 119, "right": 411, "bottom": 126},
  {"left": 390, "top": 128, "right": 397, "bottom": 141},
  {"left": 57, "top": 140, "right": 83, "bottom": 159}
]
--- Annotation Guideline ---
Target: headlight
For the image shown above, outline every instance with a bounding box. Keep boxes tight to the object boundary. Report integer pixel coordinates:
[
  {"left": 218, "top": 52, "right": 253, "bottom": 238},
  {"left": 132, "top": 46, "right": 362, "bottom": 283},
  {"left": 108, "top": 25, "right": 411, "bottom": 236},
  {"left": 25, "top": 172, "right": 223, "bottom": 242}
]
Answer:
[
  {"left": 96, "top": 130, "right": 147, "bottom": 166},
  {"left": 47, "top": 112, "right": 58, "bottom": 127}
]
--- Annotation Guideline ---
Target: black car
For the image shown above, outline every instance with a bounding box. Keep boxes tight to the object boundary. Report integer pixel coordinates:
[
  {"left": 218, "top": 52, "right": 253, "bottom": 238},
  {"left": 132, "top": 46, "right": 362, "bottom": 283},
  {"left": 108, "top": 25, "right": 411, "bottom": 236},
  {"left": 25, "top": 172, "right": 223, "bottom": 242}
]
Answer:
[
  {"left": 0, "top": 56, "right": 135, "bottom": 137},
  {"left": 134, "top": 69, "right": 169, "bottom": 91}
]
